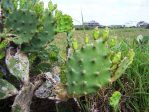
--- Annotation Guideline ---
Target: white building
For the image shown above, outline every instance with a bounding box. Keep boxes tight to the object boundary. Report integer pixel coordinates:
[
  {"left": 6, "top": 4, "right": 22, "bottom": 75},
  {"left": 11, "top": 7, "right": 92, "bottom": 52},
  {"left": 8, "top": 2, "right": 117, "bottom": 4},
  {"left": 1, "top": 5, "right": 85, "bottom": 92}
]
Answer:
[{"left": 84, "top": 20, "right": 100, "bottom": 28}]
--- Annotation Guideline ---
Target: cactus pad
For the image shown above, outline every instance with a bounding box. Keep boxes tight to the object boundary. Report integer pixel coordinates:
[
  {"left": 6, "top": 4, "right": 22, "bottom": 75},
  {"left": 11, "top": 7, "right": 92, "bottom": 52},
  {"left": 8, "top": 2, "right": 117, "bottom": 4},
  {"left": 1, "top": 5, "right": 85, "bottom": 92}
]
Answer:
[
  {"left": 24, "top": 10, "right": 56, "bottom": 51},
  {"left": 110, "top": 49, "right": 135, "bottom": 83},
  {"left": 5, "top": 48, "right": 29, "bottom": 82},
  {"left": 66, "top": 40, "right": 111, "bottom": 96},
  {"left": 0, "top": 79, "right": 18, "bottom": 99},
  {"left": 56, "top": 14, "right": 73, "bottom": 33},
  {"left": 37, "top": 10, "right": 55, "bottom": 44},
  {"left": 5, "top": 9, "right": 38, "bottom": 44}
]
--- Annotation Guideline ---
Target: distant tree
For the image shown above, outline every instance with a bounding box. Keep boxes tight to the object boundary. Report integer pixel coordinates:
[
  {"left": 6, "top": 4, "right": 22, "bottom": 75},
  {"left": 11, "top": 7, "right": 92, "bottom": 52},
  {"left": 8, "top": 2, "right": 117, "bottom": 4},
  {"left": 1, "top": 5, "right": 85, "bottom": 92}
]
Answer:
[{"left": 137, "top": 21, "right": 149, "bottom": 28}]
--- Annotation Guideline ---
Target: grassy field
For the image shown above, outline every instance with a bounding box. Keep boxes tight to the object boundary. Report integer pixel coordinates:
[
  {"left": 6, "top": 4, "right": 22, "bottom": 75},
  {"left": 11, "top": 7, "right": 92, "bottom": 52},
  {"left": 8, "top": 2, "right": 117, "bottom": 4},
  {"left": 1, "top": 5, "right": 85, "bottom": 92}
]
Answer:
[{"left": 54, "top": 28, "right": 149, "bottom": 58}]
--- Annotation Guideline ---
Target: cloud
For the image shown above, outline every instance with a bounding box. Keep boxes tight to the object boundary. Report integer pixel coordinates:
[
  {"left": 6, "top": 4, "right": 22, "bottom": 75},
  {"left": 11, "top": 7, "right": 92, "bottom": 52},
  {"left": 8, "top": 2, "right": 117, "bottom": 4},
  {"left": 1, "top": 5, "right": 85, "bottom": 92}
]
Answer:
[{"left": 43, "top": 0, "right": 149, "bottom": 25}]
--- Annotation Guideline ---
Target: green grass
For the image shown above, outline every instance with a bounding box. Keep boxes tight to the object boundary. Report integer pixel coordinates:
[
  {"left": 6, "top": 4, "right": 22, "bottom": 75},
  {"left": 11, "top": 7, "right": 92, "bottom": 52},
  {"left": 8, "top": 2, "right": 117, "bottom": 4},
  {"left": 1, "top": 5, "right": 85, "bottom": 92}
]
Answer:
[{"left": 122, "top": 43, "right": 149, "bottom": 112}]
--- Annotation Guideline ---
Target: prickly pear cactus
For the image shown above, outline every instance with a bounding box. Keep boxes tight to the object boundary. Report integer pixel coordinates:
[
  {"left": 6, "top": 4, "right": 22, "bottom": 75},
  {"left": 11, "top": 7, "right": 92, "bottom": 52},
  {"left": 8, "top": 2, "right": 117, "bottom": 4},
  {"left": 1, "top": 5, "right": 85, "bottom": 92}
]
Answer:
[
  {"left": 110, "top": 49, "right": 135, "bottom": 83},
  {"left": 55, "top": 12, "right": 73, "bottom": 33},
  {"left": 66, "top": 40, "right": 111, "bottom": 96},
  {"left": 0, "top": 79, "right": 18, "bottom": 99},
  {"left": 5, "top": 48, "right": 29, "bottom": 82},
  {"left": 5, "top": 9, "right": 38, "bottom": 44},
  {"left": 1, "top": 0, "right": 61, "bottom": 59},
  {"left": 109, "top": 91, "right": 121, "bottom": 111},
  {"left": 24, "top": 11, "right": 56, "bottom": 53},
  {"left": 66, "top": 27, "right": 135, "bottom": 97},
  {"left": 35, "top": 10, "right": 55, "bottom": 44},
  {"left": 1, "top": 0, "right": 17, "bottom": 15}
]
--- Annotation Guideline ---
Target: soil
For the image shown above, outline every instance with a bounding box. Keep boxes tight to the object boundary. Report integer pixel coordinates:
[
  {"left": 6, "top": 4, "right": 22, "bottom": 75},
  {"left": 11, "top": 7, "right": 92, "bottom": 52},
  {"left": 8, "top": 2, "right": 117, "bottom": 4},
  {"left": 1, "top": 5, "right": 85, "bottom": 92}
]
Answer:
[
  {"left": 0, "top": 96, "right": 80, "bottom": 112},
  {"left": 0, "top": 96, "right": 15, "bottom": 112}
]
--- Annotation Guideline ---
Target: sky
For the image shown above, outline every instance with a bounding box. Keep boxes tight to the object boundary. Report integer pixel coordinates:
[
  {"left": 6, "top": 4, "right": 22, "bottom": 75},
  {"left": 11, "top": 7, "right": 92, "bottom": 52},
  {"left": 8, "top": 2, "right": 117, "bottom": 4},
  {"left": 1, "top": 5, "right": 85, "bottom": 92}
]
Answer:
[{"left": 42, "top": 0, "right": 149, "bottom": 25}]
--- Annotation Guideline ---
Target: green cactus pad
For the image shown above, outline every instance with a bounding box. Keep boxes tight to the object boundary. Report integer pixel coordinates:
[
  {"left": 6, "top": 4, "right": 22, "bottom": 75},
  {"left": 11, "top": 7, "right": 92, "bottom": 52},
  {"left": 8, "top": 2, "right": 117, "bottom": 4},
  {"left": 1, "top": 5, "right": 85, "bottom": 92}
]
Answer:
[
  {"left": 1, "top": 0, "right": 17, "bottom": 13},
  {"left": 66, "top": 40, "right": 111, "bottom": 96},
  {"left": 26, "top": 10, "right": 56, "bottom": 50},
  {"left": 37, "top": 10, "right": 55, "bottom": 44},
  {"left": 5, "top": 9, "right": 38, "bottom": 44},
  {"left": 56, "top": 14, "right": 73, "bottom": 33},
  {"left": 0, "top": 79, "right": 18, "bottom": 99},
  {"left": 109, "top": 91, "right": 121, "bottom": 109},
  {"left": 110, "top": 49, "right": 135, "bottom": 83}
]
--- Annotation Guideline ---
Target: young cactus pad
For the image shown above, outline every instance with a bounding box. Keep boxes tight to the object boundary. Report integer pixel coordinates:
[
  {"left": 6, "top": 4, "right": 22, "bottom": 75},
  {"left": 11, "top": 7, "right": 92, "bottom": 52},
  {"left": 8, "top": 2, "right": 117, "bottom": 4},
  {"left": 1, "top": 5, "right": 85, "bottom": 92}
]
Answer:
[
  {"left": 66, "top": 40, "right": 111, "bottom": 96},
  {"left": 109, "top": 91, "right": 121, "bottom": 110},
  {"left": 110, "top": 49, "right": 135, "bottom": 83}
]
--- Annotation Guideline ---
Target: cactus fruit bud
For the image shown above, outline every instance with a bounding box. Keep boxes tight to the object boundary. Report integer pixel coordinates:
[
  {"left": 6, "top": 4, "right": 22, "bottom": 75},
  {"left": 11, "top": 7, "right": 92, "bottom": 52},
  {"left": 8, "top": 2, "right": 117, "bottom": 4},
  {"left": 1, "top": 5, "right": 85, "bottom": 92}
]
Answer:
[
  {"left": 102, "top": 27, "right": 109, "bottom": 41},
  {"left": 93, "top": 27, "right": 100, "bottom": 40},
  {"left": 112, "top": 52, "right": 121, "bottom": 64},
  {"left": 84, "top": 34, "right": 89, "bottom": 44},
  {"left": 127, "top": 49, "right": 135, "bottom": 65},
  {"left": 109, "top": 37, "right": 117, "bottom": 48},
  {"left": 72, "top": 38, "right": 78, "bottom": 51}
]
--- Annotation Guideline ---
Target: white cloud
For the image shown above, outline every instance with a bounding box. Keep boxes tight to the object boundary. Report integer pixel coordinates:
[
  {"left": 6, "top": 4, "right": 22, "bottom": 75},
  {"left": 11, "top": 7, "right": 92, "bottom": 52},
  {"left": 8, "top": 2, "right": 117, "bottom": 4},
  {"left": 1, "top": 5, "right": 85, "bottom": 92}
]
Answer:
[{"left": 43, "top": 0, "right": 149, "bottom": 25}]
